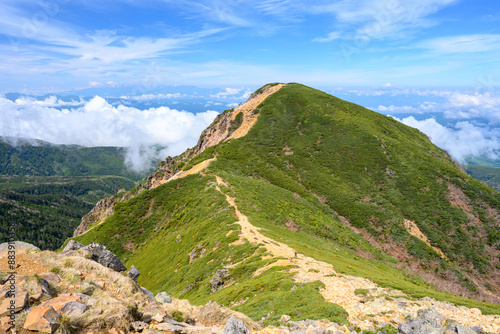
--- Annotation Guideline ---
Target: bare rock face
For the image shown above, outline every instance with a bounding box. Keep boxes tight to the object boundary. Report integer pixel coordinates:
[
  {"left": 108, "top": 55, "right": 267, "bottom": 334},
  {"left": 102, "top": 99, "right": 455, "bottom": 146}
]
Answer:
[
  {"left": 73, "top": 196, "right": 117, "bottom": 236},
  {"left": 82, "top": 242, "right": 127, "bottom": 272},
  {"left": 24, "top": 305, "right": 61, "bottom": 333}
]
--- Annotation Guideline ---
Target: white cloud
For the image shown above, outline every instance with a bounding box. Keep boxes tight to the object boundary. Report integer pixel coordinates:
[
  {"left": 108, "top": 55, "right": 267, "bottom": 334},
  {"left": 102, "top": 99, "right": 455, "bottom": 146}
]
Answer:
[
  {"left": 376, "top": 105, "right": 419, "bottom": 113},
  {"left": 443, "top": 92, "right": 500, "bottom": 124},
  {"left": 14, "top": 96, "right": 85, "bottom": 107},
  {"left": 123, "top": 93, "right": 184, "bottom": 101},
  {"left": 313, "top": 31, "right": 342, "bottom": 43},
  {"left": 415, "top": 34, "right": 500, "bottom": 53},
  {"left": 210, "top": 87, "right": 243, "bottom": 98},
  {"left": 395, "top": 116, "right": 500, "bottom": 163},
  {"left": 0, "top": 96, "right": 218, "bottom": 172},
  {"left": 311, "top": 0, "right": 458, "bottom": 40}
]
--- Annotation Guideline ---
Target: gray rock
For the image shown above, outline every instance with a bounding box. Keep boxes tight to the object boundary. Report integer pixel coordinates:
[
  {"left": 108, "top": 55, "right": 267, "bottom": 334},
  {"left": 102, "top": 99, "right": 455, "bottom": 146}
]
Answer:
[
  {"left": 470, "top": 326, "right": 484, "bottom": 334},
  {"left": 141, "top": 286, "right": 155, "bottom": 302},
  {"left": 131, "top": 321, "right": 149, "bottom": 331},
  {"left": 62, "top": 240, "right": 84, "bottom": 253},
  {"left": 223, "top": 316, "right": 249, "bottom": 334},
  {"left": 81, "top": 242, "right": 127, "bottom": 272},
  {"left": 59, "top": 301, "right": 88, "bottom": 318},
  {"left": 155, "top": 291, "right": 172, "bottom": 304},
  {"left": 456, "top": 325, "right": 478, "bottom": 334},
  {"left": 39, "top": 278, "right": 53, "bottom": 296},
  {"left": 209, "top": 268, "right": 229, "bottom": 293},
  {"left": 128, "top": 265, "right": 140, "bottom": 283},
  {"left": 417, "top": 308, "right": 446, "bottom": 327},
  {"left": 0, "top": 241, "right": 39, "bottom": 252}
]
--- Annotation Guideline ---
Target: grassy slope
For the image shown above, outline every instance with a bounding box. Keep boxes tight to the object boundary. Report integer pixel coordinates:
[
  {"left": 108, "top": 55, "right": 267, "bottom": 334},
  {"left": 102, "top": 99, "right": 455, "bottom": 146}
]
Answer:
[
  {"left": 74, "top": 174, "right": 348, "bottom": 324},
  {"left": 73, "top": 83, "right": 500, "bottom": 317}
]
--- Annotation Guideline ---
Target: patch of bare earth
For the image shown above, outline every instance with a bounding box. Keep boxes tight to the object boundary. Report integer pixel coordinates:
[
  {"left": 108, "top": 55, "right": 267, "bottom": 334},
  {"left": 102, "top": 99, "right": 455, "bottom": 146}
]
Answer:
[
  {"left": 227, "top": 84, "right": 285, "bottom": 141},
  {"left": 213, "top": 176, "right": 500, "bottom": 332},
  {"left": 403, "top": 219, "right": 448, "bottom": 259}
]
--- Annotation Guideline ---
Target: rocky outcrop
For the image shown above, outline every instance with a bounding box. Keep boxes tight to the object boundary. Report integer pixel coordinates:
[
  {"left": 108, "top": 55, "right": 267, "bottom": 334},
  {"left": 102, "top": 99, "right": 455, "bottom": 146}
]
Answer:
[
  {"left": 81, "top": 242, "right": 127, "bottom": 272},
  {"left": 142, "top": 156, "right": 178, "bottom": 191},
  {"left": 24, "top": 305, "right": 60, "bottom": 333},
  {"left": 73, "top": 195, "right": 118, "bottom": 236}
]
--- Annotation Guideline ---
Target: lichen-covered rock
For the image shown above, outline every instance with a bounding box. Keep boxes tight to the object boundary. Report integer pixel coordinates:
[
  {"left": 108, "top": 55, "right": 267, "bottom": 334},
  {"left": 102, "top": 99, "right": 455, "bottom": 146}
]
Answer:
[
  {"left": 155, "top": 291, "right": 172, "bottom": 304},
  {"left": 223, "top": 316, "right": 249, "bottom": 334},
  {"left": 82, "top": 242, "right": 127, "bottom": 272}
]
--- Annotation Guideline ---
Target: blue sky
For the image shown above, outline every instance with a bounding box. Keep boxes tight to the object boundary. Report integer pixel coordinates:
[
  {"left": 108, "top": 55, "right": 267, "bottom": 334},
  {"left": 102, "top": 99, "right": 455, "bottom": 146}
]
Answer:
[
  {"left": 1, "top": 0, "right": 499, "bottom": 91},
  {"left": 1, "top": 0, "right": 500, "bottom": 170}
]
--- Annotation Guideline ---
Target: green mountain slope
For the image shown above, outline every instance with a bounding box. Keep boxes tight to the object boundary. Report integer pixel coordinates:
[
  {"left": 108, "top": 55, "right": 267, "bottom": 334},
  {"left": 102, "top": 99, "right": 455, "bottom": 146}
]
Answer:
[
  {"left": 0, "top": 138, "right": 152, "bottom": 250},
  {"left": 71, "top": 83, "right": 500, "bottom": 325}
]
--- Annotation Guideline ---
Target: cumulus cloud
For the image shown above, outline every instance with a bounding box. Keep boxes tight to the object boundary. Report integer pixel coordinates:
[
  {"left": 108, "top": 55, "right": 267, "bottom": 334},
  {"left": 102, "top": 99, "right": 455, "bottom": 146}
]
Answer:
[
  {"left": 0, "top": 96, "right": 218, "bottom": 172},
  {"left": 394, "top": 116, "right": 500, "bottom": 163}
]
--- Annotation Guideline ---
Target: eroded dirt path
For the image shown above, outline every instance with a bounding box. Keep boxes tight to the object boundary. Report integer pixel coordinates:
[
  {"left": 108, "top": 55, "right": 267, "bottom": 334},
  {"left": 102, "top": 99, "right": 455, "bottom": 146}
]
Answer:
[{"left": 214, "top": 176, "right": 500, "bottom": 332}]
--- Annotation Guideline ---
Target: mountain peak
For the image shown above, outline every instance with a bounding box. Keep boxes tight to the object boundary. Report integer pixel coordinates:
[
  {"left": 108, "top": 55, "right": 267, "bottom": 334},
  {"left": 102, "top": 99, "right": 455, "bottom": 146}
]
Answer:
[{"left": 70, "top": 83, "right": 500, "bottom": 331}]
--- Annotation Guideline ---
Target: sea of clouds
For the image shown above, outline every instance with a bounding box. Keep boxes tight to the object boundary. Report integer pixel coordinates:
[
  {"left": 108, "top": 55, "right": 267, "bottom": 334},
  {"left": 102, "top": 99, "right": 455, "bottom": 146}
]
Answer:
[
  {"left": 332, "top": 87, "right": 500, "bottom": 164},
  {"left": 0, "top": 95, "right": 218, "bottom": 172}
]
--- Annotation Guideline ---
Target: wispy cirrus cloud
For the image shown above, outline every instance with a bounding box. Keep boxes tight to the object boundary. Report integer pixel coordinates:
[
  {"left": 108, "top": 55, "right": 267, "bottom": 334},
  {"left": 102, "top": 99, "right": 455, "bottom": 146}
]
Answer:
[
  {"left": 311, "top": 0, "right": 459, "bottom": 41},
  {"left": 414, "top": 34, "right": 500, "bottom": 54}
]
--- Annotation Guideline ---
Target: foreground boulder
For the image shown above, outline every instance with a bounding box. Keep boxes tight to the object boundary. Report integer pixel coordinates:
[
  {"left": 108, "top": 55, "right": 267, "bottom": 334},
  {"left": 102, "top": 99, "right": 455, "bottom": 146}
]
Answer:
[
  {"left": 81, "top": 242, "right": 127, "bottom": 272},
  {"left": 24, "top": 305, "right": 60, "bottom": 333}
]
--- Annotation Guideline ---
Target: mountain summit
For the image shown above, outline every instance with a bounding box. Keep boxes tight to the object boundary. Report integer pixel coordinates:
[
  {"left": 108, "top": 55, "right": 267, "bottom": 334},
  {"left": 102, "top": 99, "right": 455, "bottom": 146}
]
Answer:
[{"left": 71, "top": 83, "right": 500, "bottom": 331}]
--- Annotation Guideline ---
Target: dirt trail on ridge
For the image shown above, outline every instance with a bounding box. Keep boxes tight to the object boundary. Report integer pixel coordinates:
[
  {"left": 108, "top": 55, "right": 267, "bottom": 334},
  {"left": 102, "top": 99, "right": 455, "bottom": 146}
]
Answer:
[{"left": 214, "top": 176, "right": 500, "bottom": 332}]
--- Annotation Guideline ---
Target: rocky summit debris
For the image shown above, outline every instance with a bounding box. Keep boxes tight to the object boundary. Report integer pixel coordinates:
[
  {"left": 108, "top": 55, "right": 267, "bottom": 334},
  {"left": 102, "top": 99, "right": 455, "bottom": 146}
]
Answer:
[{"left": 0, "top": 242, "right": 494, "bottom": 334}]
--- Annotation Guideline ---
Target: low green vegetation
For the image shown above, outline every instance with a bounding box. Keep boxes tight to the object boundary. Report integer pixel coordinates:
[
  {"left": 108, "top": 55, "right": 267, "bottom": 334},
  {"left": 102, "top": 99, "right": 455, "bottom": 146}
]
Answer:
[{"left": 73, "top": 174, "right": 347, "bottom": 324}]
